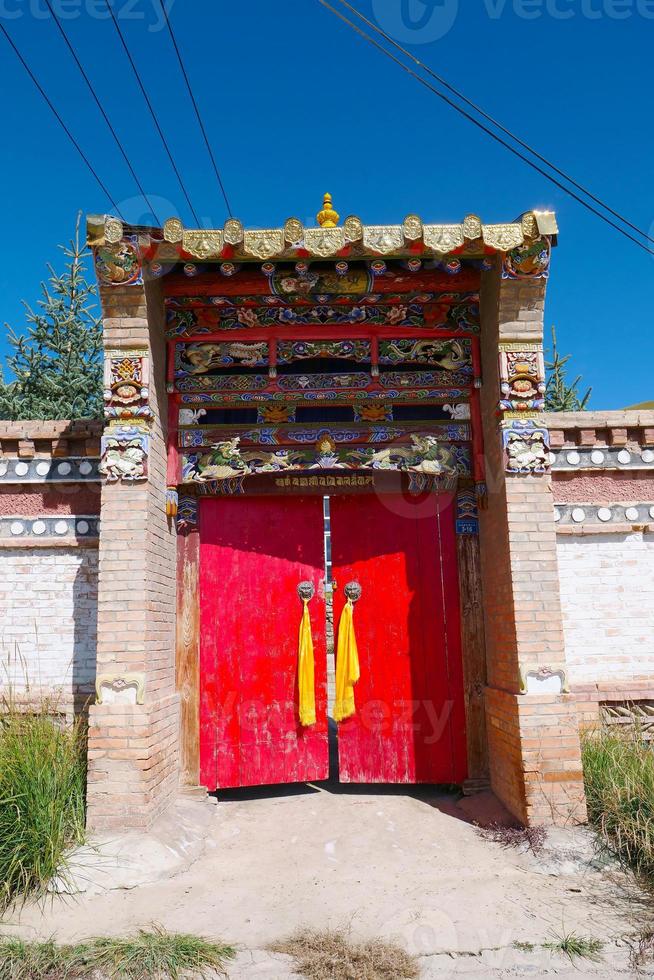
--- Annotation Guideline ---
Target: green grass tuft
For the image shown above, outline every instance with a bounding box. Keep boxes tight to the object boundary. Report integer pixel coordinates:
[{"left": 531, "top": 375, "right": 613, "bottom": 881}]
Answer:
[
  {"left": 0, "top": 937, "right": 72, "bottom": 980},
  {"left": 581, "top": 725, "right": 654, "bottom": 880},
  {"left": 81, "top": 927, "right": 236, "bottom": 979},
  {"left": 0, "top": 705, "right": 87, "bottom": 912},
  {"left": 543, "top": 931, "right": 604, "bottom": 963},
  {"left": 0, "top": 929, "right": 236, "bottom": 979}
]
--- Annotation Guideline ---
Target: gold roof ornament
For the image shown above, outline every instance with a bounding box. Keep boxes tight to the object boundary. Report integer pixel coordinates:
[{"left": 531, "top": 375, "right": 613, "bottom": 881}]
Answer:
[
  {"left": 88, "top": 209, "right": 558, "bottom": 260},
  {"left": 317, "top": 192, "right": 340, "bottom": 228}
]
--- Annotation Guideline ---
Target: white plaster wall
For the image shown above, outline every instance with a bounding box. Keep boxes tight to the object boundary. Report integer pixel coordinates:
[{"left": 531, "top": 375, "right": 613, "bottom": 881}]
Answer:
[
  {"left": 1, "top": 547, "right": 98, "bottom": 700},
  {"left": 557, "top": 532, "right": 654, "bottom": 685}
]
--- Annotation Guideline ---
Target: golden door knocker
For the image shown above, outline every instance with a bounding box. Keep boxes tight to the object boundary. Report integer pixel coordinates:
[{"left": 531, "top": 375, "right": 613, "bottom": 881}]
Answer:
[
  {"left": 343, "top": 581, "right": 362, "bottom": 603},
  {"left": 297, "top": 581, "right": 315, "bottom": 602}
]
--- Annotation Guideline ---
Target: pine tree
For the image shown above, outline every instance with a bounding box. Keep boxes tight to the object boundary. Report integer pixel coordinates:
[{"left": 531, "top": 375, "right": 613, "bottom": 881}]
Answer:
[
  {"left": 0, "top": 216, "right": 102, "bottom": 420},
  {"left": 545, "top": 325, "right": 591, "bottom": 412}
]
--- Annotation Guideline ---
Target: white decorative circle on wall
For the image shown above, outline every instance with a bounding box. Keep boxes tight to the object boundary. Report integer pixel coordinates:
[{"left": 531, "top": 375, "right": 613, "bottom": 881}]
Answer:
[
  {"left": 548, "top": 452, "right": 557, "bottom": 466},
  {"left": 650, "top": 506, "right": 654, "bottom": 520},
  {"left": 566, "top": 451, "right": 581, "bottom": 465},
  {"left": 54, "top": 520, "right": 68, "bottom": 535},
  {"left": 625, "top": 507, "right": 640, "bottom": 522},
  {"left": 14, "top": 462, "right": 29, "bottom": 476},
  {"left": 79, "top": 460, "right": 93, "bottom": 475},
  {"left": 642, "top": 450, "right": 654, "bottom": 464},
  {"left": 553, "top": 508, "right": 561, "bottom": 522},
  {"left": 572, "top": 508, "right": 586, "bottom": 523},
  {"left": 35, "top": 461, "right": 51, "bottom": 476},
  {"left": 597, "top": 508, "right": 612, "bottom": 523},
  {"left": 76, "top": 520, "right": 90, "bottom": 535},
  {"left": 57, "top": 461, "right": 72, "bottom": 476},
  {"left": 32, "top": 520, "right": 46, "bottom": 535},
  {"left": 618, "top": 450, "right": 632, "bottom": 465},
  {"left": 10, "top": 521, "right": 24, "bottom": 535},
  {"left": 591, "top": 450, "right": 605, "bottom": 465},
  {"left": 0, "top": 462, "right": 7, "bottom": 476}
]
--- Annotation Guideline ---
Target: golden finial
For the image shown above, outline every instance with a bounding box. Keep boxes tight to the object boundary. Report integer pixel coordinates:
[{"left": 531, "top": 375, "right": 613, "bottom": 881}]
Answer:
[{"left": 317, "top": 192, "right": 340, "bottom": 228}]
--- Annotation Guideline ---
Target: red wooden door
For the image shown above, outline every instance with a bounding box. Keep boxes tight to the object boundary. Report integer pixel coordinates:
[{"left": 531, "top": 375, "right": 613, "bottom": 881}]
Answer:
[
  {"left": 331, "top": 493, "right": 467, "bottom": 785},
  {"left": 199, "top": 497, "right": 328, "bottom": 790}
]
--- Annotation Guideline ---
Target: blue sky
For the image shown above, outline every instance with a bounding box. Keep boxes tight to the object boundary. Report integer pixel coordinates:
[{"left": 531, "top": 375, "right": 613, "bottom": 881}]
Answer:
[{"left": 1, "top": 0, "right": 651, "bottom": 407}]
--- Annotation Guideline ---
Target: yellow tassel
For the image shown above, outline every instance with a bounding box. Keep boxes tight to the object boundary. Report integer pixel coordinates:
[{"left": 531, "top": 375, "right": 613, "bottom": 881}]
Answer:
[
  {"left": 334, "top": 599, "right": 360, "bottom": 723},
  {"left": 298, "top": 598, "right": 316, "bottom": 727}
]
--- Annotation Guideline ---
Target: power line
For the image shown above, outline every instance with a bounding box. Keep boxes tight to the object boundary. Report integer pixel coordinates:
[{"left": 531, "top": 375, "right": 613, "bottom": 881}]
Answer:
[
  {"left": 318, "top": 0, "right": 653, "bottom": 256},
  {"left": 0, "top": 21, "right": 123, "bottom": 218},
  {"left": 43, "top": 0, "right": 161, "bottom": 225},
  {"left": 333, "top": 0, "right": 653, "bottom": 248},
  {"left": 105, "top": 0, "right": 201, "bottom": 226},
  {"left": 155, "top": 0, "right": 233, "bottom": 218}
]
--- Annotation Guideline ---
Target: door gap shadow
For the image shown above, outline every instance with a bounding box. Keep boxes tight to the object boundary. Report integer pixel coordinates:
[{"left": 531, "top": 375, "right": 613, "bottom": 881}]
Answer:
[{"left": 211, "top": 721, "right": 470, "bottom": 825}]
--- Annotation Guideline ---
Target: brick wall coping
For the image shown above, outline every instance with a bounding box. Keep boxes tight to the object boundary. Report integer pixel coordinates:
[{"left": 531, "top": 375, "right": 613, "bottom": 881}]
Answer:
[
  {"left": 544, "top": 410, "right": 654, "bottom": 449},
  {"left": 0, "top": 420, "right": 102, "bottom": 458}
]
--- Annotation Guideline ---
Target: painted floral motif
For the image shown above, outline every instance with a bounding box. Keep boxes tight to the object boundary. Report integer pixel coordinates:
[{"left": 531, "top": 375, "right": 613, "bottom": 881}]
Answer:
[
  {"left": 503, "top": 238, "right": 551, "bottom": 280},
  {"left": 258, "top": 405, "right": 296, "bottom": 423},
  {"left": 166, "top": 309, "right": 207, "bottom": 338},
  {"left": 354, "top": 404, "right": 393, "bottom": 422},
  {"left": 95, "top": 238, "right": 142, "bottom": 286},
  {"left": 277, "top": 373, "right": 370, "bottom": 391},
  {"left": 276, "top": 340, "right": 371, "bottom": 364},
  {"left": 380, "top": 370, "right": 472, "bottom": 389},
  {"left": 163, "top": 296, "right": 480, "bottom": 333}
]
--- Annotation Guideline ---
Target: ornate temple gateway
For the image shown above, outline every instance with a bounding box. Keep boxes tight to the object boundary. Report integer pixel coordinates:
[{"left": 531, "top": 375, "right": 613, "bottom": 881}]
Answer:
[
  {"left": 78, "top": 197, "right": 588, "bottom": 827},
  {"left": 7, "top": 199, "right": 654, "bottom": 832}
]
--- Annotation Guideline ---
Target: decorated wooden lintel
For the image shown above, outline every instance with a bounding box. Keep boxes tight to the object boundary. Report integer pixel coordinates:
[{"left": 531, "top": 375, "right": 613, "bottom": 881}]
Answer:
[
  {"left": 174, "top": 470, "right": 458, "bottom": 498},
  {"left": 181, "top": 434, "right": 470, "bottom": 485}
]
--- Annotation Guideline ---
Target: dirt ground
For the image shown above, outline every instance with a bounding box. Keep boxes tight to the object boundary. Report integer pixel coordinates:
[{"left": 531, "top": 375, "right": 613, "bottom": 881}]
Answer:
[{"left": 4, "top": 781, "right": 653, "bottom": 978}]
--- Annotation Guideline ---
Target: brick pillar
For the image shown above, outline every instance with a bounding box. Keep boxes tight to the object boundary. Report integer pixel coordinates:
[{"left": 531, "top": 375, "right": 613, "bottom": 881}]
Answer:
[
  {"left": 86, "top": 277, "right": 180, "bottom": 831},
  {"left": 478, "top": 259, "right": 587, "bottom": 827}
]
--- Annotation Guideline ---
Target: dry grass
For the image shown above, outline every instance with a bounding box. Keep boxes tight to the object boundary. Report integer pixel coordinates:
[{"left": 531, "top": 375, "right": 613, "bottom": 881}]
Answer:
[
  {"left": 475, "top": 822, "right": 547, "bottom": 855},
  {"left": 630, "top": 927, "right": 654, "bottom": 972},
  {"left": 270, "top": 929, "right": 419, "bottom": 980}
]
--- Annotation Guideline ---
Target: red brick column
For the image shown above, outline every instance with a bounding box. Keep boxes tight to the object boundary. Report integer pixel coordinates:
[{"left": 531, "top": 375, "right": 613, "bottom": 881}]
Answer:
[
  {"left": 478, "top": 264, "right": 587, "bottom": 826},
  {"left": 86, "top": 279, "right": 180, "bottom": 831}
]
